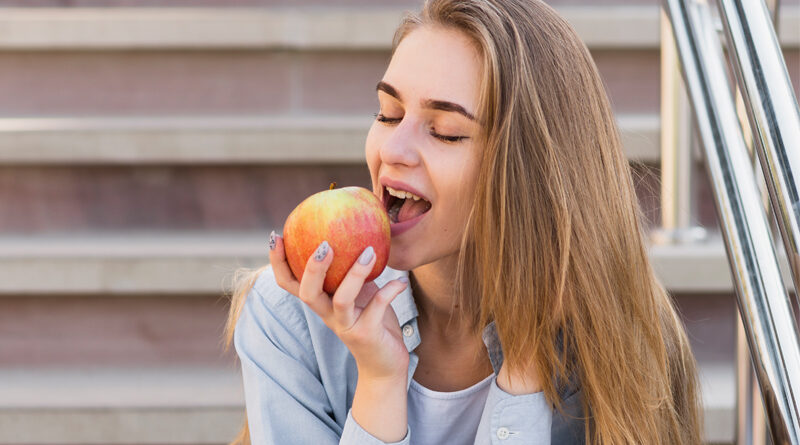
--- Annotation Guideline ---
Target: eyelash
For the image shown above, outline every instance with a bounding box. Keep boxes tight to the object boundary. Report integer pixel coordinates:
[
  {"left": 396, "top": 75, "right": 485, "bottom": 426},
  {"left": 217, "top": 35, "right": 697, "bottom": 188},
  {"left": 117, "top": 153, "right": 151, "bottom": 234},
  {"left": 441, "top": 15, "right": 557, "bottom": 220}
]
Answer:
[{"left": 373, "top": 113, "right": 468, "bottom": 143}]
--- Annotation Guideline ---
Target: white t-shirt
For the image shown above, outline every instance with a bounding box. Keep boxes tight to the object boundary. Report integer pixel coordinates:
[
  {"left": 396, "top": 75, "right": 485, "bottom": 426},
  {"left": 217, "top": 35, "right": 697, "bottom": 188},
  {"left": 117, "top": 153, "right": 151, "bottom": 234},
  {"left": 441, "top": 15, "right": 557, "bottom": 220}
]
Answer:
[{"left": 408, "top": 373, "right": 495, "bottom": 445}]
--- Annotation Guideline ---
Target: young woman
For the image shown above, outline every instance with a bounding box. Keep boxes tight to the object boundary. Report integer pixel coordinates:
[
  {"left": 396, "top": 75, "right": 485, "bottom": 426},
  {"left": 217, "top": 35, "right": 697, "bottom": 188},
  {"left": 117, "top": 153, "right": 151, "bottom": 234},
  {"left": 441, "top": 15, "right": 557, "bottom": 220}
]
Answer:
[{"left": 224, "top": 0, "right": 703, "bottom": 443}]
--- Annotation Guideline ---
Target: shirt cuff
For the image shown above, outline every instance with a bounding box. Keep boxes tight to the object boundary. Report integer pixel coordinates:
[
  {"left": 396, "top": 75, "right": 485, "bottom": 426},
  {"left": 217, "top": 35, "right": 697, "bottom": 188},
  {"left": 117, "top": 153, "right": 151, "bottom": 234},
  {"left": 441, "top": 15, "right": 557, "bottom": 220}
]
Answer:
[
  {"left": 341, "top": 409, "right": 410, "bottom": 445},
  {"left": 475, "top": 378, "right": 552, "bottom": 444}
]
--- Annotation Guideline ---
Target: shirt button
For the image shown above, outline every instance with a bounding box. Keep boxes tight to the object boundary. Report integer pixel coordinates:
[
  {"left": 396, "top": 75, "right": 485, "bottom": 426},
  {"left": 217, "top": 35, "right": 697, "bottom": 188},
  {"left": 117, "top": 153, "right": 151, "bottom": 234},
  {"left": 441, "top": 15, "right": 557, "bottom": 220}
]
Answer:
[
  {"left": 496, "top": 427, "right": 510, "bottom": 440},
  {"left": 402, "top": 324, "right": 414, "bottom": 337}
]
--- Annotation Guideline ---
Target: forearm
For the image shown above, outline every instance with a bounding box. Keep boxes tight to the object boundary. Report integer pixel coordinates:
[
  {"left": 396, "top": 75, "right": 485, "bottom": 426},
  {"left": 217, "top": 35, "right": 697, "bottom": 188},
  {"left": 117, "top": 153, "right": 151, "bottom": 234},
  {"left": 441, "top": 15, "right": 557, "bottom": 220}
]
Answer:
[{"left": 351, "top": 372, "right": 408, "bottom": 443}]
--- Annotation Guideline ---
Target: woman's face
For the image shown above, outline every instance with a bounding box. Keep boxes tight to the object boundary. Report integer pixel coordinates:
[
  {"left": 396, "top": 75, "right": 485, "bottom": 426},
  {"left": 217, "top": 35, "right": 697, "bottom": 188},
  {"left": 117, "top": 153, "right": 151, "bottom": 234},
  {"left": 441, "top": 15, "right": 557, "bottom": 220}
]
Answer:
[{"left": 366, "top": 25, "right": 483, "bottom": 271}]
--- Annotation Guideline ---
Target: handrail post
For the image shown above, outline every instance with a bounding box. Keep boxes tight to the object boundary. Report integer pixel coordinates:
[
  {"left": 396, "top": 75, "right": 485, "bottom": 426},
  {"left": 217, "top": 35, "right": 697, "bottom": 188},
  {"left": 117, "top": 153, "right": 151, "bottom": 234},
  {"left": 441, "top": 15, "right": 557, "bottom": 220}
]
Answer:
[
  {"left": 652, "top": 11, "right": 708, "bottom": 246},
  {"left": 732, "top": 1, "right": 781, "bottom": 442}
]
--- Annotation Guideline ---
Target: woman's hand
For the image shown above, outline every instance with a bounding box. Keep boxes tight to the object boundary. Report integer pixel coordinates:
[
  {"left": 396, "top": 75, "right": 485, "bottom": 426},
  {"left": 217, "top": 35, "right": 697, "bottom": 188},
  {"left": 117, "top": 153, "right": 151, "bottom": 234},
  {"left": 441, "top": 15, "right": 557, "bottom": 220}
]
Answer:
[{"left": 269, "top": 232, "right": 410, "bottom": 381}]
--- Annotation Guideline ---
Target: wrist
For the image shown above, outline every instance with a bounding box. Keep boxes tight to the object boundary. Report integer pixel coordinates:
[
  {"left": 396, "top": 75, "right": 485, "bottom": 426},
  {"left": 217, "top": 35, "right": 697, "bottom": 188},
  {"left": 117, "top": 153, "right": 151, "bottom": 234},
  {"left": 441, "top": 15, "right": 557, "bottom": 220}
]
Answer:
[
  {"left": 352, "top": 370, "right": 408, "bottom": 443},
  {"left": 355, "top": 356, "right": 409, "bottom": 383}
]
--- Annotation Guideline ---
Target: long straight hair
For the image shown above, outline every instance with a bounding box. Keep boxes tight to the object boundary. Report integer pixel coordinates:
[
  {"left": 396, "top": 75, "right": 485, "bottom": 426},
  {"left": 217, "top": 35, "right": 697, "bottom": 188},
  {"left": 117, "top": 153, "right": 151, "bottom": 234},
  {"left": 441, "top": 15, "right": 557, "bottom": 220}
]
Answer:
[
  {"left": 396, "top": 0, "right": 702, "bottom": 443},
  {"left": 223, "top": 0, "right": 703, "bottom": 443}
]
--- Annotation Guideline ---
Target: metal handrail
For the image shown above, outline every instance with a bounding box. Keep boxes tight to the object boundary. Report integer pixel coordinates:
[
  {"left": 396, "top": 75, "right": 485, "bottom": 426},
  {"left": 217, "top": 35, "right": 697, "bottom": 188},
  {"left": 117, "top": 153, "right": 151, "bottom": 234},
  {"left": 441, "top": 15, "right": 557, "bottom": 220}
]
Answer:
[
  {"left": 716, "top": 0, "right": 800, "bottom": 311},
  {"left": 661, "top": 0, "right": 800, "bottom": 443}
]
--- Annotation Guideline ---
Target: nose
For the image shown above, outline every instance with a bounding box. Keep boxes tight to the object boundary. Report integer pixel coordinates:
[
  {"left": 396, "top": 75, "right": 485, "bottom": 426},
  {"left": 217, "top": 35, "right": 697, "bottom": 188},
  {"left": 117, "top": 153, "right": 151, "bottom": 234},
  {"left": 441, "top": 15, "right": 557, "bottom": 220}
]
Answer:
[{"left": 379, "top": 116, "right": 422, "bottom": 167}]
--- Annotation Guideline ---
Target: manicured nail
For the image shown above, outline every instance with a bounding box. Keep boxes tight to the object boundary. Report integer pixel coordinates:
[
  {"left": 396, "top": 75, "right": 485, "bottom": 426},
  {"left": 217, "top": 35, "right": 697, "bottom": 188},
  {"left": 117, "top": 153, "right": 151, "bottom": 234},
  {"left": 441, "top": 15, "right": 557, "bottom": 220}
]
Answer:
[
  {"left": 358, "top": 246, "right": 374, "bottom": 265},
  {"left": 398, "top": 276, "right": 409, "bottom": 283},
  {"left": 268, "top": 231, "right": 276, "bottom": 251},
  {"left": 314, "top": 241, "right": 330, "bottom": 261}
]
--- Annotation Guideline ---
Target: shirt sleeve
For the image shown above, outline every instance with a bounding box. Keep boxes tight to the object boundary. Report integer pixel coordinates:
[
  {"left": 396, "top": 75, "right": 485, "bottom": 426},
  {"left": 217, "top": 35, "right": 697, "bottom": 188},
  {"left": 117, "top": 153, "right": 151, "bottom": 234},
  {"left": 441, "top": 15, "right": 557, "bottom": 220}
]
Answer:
[
  {"left": 341, "top": 410, "right": 410, "bottom": 445},
  {"left": 473, "top": 377, "right": 552, "bottom": 445},
  {"left": 234, "top": 268, "right": 410, "bottom": 445}
]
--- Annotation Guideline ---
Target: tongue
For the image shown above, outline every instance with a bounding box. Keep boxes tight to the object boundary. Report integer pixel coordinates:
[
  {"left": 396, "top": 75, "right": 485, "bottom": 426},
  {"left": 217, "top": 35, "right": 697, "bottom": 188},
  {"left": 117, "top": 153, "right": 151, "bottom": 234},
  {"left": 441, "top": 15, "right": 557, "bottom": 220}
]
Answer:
[{"left": 397, "top": 198, "right": 431, "bottom": 223}]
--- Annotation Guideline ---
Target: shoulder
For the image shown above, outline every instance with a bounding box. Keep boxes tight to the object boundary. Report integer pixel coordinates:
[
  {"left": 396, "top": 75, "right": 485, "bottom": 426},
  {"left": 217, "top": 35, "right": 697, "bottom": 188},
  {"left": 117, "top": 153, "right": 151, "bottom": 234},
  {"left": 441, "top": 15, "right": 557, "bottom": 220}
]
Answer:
[
  {"left": 250, "top": 265, "right": 302, "bottom": 314},
  {"left": 551, "top": 382, "right": 586, "bottom": 444},
  {"left": 233, "top": 265, "right": 315, "bottom": 355}
]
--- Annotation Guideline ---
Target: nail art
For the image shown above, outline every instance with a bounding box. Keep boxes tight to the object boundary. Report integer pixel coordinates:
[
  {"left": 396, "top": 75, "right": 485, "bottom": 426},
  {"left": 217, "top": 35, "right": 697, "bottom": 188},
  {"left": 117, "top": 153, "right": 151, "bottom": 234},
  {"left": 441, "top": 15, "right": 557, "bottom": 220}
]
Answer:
[
  {"left": 358, "top": 246, "right": 374, "bottom": 265},
  {"left": 269, "top": 230, "right": 276, "bottom": 251},
  {"left": 314, "top": 241, "right": 330, "bottom": 261}
]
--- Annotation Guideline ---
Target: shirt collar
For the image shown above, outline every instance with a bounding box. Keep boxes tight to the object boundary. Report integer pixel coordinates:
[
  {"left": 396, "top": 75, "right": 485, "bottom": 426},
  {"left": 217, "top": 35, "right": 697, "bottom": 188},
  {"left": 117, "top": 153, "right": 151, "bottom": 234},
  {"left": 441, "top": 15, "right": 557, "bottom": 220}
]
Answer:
[
  {"left": 372, "top": 267, "right": 418, "bottom": 327},
  {"left": 373, "top": 266, "right": 504, "bottom": 374}
]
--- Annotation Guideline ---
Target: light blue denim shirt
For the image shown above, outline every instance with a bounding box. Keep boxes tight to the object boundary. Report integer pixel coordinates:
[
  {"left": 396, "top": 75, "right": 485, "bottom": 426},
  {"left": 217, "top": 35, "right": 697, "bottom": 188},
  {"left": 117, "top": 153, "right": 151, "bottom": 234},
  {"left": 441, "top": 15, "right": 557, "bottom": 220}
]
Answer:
[{"left": 234, "top": 264, "right": 586, "bottom": 444}]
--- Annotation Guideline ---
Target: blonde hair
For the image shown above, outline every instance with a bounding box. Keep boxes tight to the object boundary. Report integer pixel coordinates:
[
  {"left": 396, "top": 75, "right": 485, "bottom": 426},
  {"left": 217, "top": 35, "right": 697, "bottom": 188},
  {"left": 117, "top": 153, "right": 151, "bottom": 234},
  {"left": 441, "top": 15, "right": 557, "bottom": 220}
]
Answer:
[
  {"left": 222, "top": 265, "right": 267, "bottom": 445},
  {"left": 224, "top": 1, "right": 702, "bottom": 443}
]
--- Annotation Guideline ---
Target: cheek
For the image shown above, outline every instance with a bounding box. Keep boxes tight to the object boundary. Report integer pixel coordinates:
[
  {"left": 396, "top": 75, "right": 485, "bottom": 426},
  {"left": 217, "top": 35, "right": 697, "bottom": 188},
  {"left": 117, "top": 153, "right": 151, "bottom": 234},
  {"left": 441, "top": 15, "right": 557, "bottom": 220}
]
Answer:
[{"left": 442, "top": 152, "right": 480, "bottom": 223}]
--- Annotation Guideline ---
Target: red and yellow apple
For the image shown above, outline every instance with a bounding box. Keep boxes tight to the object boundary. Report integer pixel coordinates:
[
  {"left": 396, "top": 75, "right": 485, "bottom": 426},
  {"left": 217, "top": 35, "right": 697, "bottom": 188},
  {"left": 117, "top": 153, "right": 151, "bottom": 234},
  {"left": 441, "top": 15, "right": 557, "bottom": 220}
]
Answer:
[{"left": 283, "top": 183, "right": 391, "bottom": 294}]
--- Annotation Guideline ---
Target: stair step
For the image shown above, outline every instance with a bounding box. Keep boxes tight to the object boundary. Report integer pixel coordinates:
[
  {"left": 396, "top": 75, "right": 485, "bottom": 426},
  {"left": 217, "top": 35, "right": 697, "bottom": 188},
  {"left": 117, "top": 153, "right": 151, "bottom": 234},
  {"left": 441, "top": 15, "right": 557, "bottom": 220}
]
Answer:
[
  {"left": 0, "top": 7, "right": 796, "bottom": 51},
  {"left": 648, "top": 237, "right": 794, "bottom": 292},
  {"left": 0, "top": 366, "right": 243, "bottom": 409},
  {"left": 0, "top": 231, "right": 265, "bottom": 294},
  {"left": 0, "top": 231, "right": 793, "bottom": 294},
  {"left": 0, "top": 362, "right": 734, "bottom": 444},
  {"left": 0, "top": 366, "right": 243, "bottom": 445},
  {"left": 0, "top": 114, "right": 660, "bottom": 164}
]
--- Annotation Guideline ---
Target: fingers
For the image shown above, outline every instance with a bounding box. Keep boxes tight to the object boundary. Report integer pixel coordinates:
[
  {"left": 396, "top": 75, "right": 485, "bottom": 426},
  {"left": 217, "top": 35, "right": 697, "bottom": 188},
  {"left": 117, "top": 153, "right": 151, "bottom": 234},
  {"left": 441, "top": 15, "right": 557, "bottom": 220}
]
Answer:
[
  {"left": 269, "top": 232, "right": 332, "bottom": 319},
  {"left": 331, "top": 246, "right": 377, "bottom": 330},
  {"left": 297, "top": 240, "right": 334, "bottom": 317},
  {"left": 268, "top": 230, "right": 300, "bottom": 297},
  {"left": 358, "top": 278, "right": 408, "bottom": 328},
  {"left": 269, "top": 231, "right": 404, "bottom": 338}
]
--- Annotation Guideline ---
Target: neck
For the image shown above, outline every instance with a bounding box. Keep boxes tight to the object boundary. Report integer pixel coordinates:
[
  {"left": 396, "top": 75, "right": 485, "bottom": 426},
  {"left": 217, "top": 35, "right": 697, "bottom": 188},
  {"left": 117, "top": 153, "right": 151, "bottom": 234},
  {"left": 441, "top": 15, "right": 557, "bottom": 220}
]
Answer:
[
  {"left": 410, "top": 253, "right": 472, "bottom": 340},
  {"left": 408, "top": 254, "right": 494, "bottom": 388}
]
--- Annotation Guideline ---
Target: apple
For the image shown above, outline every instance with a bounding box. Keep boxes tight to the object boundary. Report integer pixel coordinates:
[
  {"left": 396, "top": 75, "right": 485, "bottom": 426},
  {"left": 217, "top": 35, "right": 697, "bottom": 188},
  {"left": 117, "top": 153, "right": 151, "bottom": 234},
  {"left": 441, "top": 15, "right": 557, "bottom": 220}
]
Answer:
[{"left": 283, "top": 183, "right": 391, "bottom": 294}]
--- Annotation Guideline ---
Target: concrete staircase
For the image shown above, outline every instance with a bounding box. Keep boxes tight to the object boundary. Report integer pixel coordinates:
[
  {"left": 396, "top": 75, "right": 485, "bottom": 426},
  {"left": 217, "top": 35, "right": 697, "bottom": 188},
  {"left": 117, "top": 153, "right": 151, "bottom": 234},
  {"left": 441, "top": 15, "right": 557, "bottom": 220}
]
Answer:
[{"left": 0, "top": 1, "right": 798, "bottom": 444}]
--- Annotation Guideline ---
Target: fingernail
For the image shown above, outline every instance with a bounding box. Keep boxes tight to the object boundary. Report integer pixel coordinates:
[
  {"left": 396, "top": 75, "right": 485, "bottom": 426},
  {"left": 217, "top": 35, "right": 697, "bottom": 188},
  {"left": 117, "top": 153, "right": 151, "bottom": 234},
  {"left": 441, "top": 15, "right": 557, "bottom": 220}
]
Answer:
[
  {"left": 314, "top": 241, "right": 329, "bottom": 262},
  {"left": 398, "top": 276, "right": 409, "bottom": 283},
  {"left": 268, "top": 230, "right": 276, "bottom": 251},
  {"left": 358, "top": 246, "right": 374, "bottom": 265}
]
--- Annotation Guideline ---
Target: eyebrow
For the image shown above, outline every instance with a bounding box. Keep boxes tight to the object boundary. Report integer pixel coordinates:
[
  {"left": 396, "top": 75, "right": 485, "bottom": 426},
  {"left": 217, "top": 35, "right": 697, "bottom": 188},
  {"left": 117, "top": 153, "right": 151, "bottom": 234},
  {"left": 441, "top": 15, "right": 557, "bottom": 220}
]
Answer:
[{"left": 376, "top": 80, "right": 476, "bottom": 121}]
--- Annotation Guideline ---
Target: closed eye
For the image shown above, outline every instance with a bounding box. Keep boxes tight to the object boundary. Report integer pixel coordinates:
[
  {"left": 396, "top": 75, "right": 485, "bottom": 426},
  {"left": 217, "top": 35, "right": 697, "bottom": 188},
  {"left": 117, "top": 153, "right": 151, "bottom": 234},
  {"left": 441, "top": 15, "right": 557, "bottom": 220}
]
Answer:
[
  {"left": 429, "top": 131, "right": 468, "bottom": 143},
  {"left": 373, "top": 113, "right": 469, "bottom": 144},
  {"left": 374, "top": 113, "right": 401, "bottom": 124}
]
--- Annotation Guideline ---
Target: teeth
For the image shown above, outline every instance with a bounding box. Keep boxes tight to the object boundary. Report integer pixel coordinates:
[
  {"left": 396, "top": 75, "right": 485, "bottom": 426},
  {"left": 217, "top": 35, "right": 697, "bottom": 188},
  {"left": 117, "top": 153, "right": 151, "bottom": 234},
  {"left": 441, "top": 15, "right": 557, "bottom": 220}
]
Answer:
[{"left": 386, "top": 186, "right": 424, "bottom": 202}]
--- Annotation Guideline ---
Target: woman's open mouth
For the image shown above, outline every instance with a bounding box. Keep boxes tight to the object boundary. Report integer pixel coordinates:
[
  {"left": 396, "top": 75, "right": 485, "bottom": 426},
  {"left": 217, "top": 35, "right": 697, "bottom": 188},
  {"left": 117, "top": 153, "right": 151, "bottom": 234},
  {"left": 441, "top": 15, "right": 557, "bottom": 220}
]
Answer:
[{"left": 382, "top": 185, "right": 432, "bottom": 236}]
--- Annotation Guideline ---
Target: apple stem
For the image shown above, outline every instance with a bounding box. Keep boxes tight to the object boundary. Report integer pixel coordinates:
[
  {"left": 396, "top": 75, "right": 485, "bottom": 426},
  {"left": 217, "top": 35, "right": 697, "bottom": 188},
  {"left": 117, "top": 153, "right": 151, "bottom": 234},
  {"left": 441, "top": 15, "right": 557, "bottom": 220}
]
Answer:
[{"left": 329, "top": 182, "right": 336, "bottom": 190}]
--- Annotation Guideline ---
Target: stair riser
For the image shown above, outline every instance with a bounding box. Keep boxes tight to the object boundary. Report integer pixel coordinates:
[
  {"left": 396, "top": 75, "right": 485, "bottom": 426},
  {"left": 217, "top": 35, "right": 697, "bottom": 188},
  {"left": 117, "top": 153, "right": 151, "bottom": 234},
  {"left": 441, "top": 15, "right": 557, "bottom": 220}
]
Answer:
[
  {"left": 0, "top": 50, "right": 685, "bottom": 116},
  {"left": 0, "top": 292, "right": 738, "bottom": 367},
  {"left": 0, "top": 294, "right": 237, "bottom": 367},
  {"left": 0, "top": 164, "right": 671, "bottom": 233}
]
